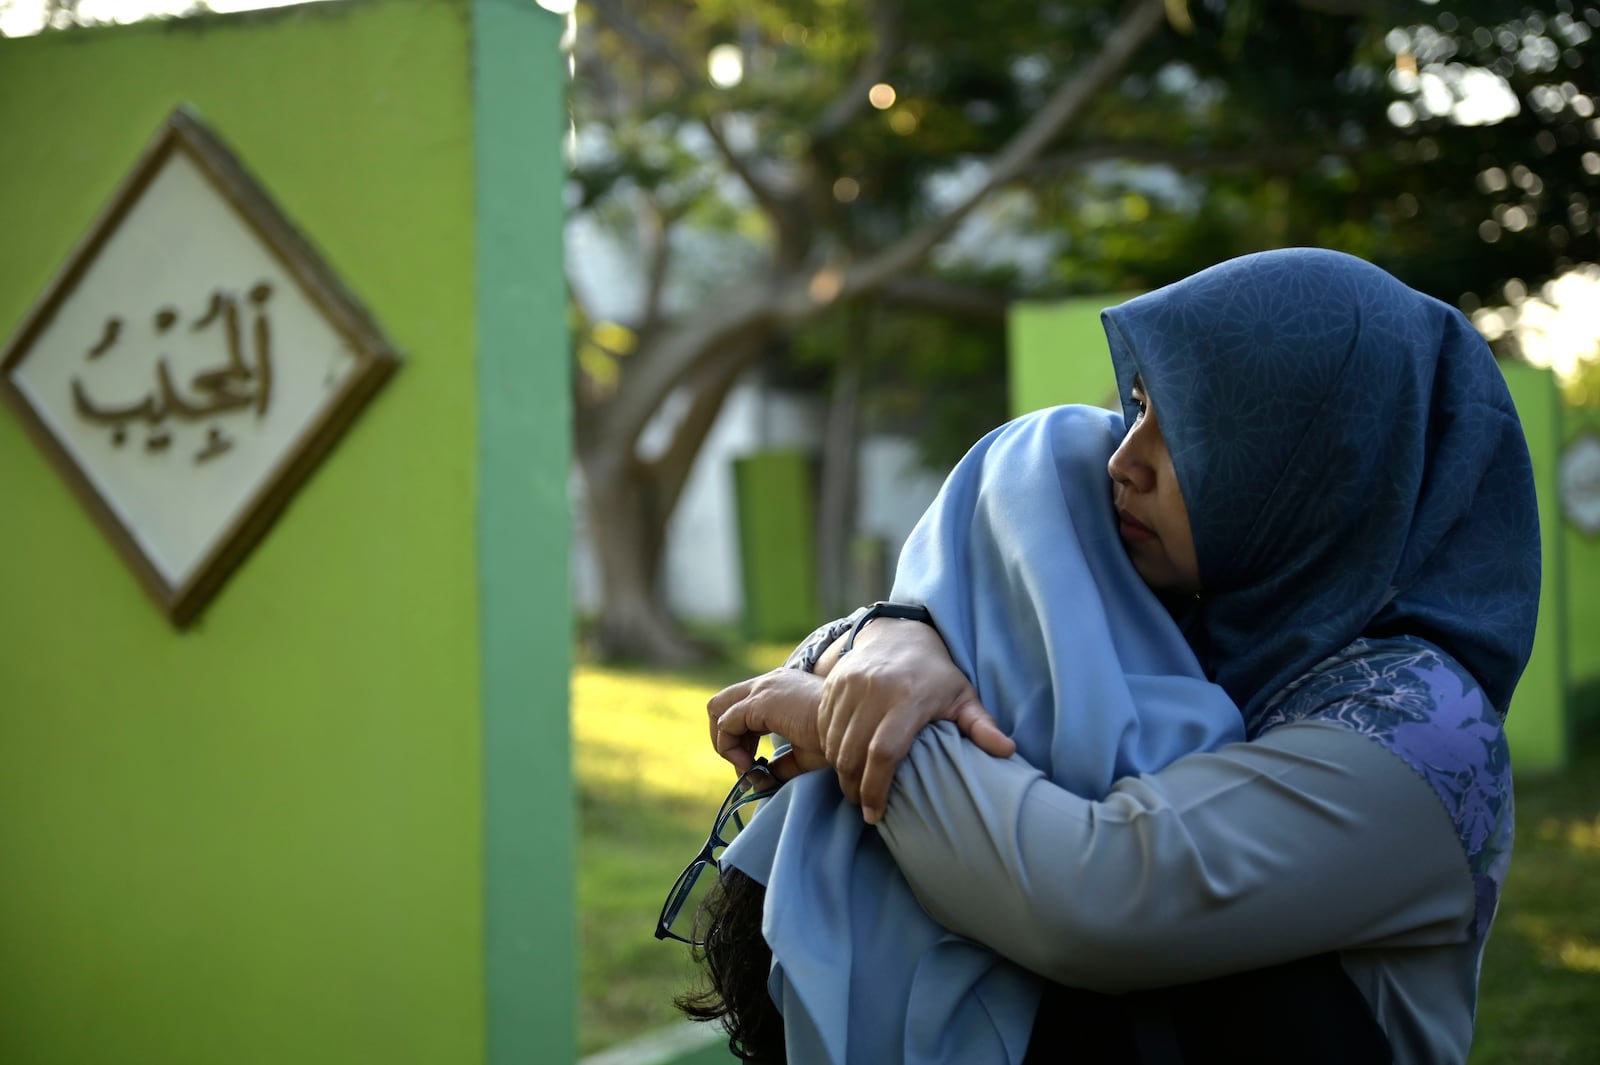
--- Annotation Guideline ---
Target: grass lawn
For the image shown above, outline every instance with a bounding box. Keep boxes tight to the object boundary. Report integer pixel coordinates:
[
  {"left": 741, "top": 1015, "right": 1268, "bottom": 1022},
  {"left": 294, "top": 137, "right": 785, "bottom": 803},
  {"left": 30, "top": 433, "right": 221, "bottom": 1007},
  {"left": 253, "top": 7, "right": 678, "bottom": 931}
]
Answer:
[
  {"left": 1471, "top": 737, "right": 1600, "bottom": 1064},
  {"left": 574, "top": 646, "right": 1600, "bottom": 1061},
  {"left": 573, "top": 640, "right": 793, "bottom": 1056}
]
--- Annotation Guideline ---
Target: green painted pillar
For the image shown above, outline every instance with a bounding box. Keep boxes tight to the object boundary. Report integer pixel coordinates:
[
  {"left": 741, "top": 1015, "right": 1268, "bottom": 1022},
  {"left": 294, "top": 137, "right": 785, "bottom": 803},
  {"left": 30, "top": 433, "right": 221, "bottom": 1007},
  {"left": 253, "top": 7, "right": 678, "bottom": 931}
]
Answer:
[
  {"left": 1502, "top": 361, "right": 1570, "bottom": 771},
  {"left": 473, "top": 0, "right": 575, "bottom": 1062},
  {"left": 1558, "top": 406, "right": 1600, "bottom": 736},
  {"left": 1007, "top": 295, "right": 1139, "bottom": 416},
  {"left": 733, "top": 450, "right": 819, "bottom": 641}
]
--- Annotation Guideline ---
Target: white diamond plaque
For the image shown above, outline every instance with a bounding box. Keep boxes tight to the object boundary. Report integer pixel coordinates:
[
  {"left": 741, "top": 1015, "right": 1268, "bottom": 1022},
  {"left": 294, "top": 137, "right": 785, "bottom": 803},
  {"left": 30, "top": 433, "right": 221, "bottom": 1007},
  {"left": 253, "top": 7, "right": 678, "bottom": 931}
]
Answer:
[{"left": 2, "top": 108, "right": 398, "bottom": 625}]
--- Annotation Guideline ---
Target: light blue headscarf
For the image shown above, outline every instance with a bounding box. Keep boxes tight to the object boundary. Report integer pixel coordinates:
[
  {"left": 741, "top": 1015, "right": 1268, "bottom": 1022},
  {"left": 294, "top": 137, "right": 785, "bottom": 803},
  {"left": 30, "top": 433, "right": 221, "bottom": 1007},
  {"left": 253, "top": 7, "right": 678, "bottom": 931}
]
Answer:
[{"left": 724, "top": 404, "right": 1243, "bottom": 1065}]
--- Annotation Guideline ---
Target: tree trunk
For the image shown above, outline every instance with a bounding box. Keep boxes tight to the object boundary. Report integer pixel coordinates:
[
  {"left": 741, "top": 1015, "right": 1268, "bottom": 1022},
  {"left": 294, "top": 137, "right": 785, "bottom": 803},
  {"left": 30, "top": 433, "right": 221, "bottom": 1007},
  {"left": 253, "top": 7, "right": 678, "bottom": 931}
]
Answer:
[
  {"left": 578, "top": 451, "right": 709, "bottom": 665},
  {"left": 815, "top": 307, "right": 868, "bottom": 617},
  {"left": 573, "top": 0, "right": 1171, "bottom": 663},
  {"left": 577, "top": 333, "right": 764, "bottom": 664}
]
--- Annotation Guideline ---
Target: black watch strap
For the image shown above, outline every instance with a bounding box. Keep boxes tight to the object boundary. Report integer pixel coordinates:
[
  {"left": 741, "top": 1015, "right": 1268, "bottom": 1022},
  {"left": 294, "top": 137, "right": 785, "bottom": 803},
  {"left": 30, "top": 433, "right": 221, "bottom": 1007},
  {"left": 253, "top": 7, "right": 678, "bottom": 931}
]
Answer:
[{"left": 838, "top": 601, "right": 935, "bottom": 657}]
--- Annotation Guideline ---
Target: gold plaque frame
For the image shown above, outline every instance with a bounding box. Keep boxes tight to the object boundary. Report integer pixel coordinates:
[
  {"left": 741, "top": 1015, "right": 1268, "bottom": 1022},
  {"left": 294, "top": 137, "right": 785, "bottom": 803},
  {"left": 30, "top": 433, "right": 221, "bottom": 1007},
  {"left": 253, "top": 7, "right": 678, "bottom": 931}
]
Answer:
[{"left": 1, "top": 107, "right": 400, "bottom": 627}]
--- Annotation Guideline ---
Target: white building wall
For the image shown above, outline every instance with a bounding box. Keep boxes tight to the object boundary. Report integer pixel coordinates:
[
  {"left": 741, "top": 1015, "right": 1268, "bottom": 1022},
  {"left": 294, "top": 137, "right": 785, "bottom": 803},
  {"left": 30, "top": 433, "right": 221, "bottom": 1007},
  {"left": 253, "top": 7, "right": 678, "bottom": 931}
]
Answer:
[
  {"left": 655, "top": 380, "right": 823, "bottom": 622},
  {"left": 856, "top": 436, "right": 948, "bottom": 592}
]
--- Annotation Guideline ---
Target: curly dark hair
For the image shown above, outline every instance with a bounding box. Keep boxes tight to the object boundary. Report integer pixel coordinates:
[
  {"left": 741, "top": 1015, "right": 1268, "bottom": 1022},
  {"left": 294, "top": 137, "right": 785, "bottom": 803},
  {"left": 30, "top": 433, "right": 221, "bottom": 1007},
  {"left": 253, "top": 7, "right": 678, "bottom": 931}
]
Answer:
[{"left": 673, "top": 865, "right": 787, "bottom": 1063}]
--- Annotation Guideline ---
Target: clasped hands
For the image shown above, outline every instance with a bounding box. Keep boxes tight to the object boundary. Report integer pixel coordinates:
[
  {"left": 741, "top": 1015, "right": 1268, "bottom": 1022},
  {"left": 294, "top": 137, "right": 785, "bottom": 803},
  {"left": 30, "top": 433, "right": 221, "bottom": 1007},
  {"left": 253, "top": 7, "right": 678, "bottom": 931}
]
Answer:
[{"left": 708, "top": 618, "right": 1015, "bottom": 824}]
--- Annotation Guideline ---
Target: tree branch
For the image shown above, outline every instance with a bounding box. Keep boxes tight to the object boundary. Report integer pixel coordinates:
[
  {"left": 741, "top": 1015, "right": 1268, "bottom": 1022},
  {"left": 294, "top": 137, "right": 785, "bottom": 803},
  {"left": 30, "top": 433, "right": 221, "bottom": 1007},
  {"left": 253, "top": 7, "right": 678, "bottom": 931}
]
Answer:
[
  {"left": 809, "top": 1, "right": 900, "bottom": 145},
  {"left": 589, "top": 0, "right": 1169, "bottom": 465},
  {"left": 877, "top": 275, "right": 1012, "bottom": 323},
  {"left": 585, "top": 279, "right": 777, "bottom": 460},
  {"left": 1021, "top": 140, "right": 1323, "bottom": 181},
  {"left": 776, "top": 0, "right": 1171, "bottom": 319},
  {"left": 570, "top": 291, "right": 602, "bottom": 441},
  {"left": 637, "top": 191, "right": 672, "bottom": 332},
  {"left": 587, "top": 0, "right": 787, "bottom": 220},
  {"left": 640, "top": 334, "right": 761, "bottom": 524}
]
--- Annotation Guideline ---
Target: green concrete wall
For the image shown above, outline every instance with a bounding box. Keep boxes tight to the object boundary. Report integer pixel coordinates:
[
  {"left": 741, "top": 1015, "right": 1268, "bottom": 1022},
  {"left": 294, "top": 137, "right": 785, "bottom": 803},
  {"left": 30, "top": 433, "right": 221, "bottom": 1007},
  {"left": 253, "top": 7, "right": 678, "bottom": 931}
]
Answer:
[
  {"left": 471, "top": 0, "right": 575, "bottom": 1062},
  {"left": 1007, "top": 295, "right": 1139, "bottom": 416},
  {"left": 733, "top": 450, "right": 819, "bottom": 641},
  {"left": 1562, "top": 406, "right": 1600, "bottom": 735},
  {"left": 0, "top": 1, "right": 570, "bottom": 1062},
  {"left": 1502, "top": 362, "right": 1570, "bottom": 771}
]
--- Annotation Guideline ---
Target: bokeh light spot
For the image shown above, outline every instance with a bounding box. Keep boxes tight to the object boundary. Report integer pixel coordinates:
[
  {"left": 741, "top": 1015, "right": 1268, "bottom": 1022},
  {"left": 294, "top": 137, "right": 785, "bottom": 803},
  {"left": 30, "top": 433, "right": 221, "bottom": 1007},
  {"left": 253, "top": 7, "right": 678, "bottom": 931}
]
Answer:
[{"left": 708, "top": 44, "right": 744, "bottom": 88}]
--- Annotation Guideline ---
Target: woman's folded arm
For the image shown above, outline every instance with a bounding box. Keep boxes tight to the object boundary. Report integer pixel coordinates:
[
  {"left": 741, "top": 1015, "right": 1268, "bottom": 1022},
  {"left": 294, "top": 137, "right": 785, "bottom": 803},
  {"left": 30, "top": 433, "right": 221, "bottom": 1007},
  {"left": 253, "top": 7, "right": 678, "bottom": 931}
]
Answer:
[{"left": 875, "top": 718, "right": 1476, "bottom": 993}]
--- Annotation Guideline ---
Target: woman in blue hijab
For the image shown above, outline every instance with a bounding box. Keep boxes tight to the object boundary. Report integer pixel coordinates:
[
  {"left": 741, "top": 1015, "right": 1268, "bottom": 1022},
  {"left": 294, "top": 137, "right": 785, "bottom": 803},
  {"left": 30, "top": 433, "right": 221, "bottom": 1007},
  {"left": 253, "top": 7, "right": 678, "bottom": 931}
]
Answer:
[{"left": 687, "top": 248, "right": 1538, "bottom": 1063}]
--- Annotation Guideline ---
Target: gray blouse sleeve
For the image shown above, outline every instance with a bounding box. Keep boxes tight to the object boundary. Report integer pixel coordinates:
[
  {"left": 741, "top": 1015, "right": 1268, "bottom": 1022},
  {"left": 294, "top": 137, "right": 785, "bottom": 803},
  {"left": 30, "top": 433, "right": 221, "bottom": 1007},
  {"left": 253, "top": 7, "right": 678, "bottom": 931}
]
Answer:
[{"left": 875, "top": 718, "right": 1477, "bottom": 994}]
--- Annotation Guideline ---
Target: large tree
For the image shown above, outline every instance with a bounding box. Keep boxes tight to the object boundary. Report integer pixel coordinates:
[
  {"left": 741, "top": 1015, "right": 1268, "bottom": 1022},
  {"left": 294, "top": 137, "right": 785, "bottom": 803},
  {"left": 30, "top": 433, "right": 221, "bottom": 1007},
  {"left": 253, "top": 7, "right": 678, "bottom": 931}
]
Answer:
[{"left": 569, "top": 0, "right": 1600, "bottom": 662}]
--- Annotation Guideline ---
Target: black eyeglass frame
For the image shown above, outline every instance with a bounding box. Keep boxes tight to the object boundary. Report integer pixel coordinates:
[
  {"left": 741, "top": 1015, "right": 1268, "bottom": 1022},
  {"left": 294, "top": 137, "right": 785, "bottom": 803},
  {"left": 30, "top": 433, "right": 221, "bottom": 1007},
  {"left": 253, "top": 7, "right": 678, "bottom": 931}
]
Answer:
[{"left": 654, "top": 757, "right": 780, "bottom": 945}]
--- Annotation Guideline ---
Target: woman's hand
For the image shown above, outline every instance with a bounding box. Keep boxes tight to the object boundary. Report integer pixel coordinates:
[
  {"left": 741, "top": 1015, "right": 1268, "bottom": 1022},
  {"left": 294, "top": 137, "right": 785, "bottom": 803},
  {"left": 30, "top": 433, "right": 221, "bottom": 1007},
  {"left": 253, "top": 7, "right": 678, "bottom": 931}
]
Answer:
[
  {"left": 709, "top": 668, "right": 831, "bottom": 780},
  {"left": 820, "top": 618, "right": 1014, "bottom": 824}
]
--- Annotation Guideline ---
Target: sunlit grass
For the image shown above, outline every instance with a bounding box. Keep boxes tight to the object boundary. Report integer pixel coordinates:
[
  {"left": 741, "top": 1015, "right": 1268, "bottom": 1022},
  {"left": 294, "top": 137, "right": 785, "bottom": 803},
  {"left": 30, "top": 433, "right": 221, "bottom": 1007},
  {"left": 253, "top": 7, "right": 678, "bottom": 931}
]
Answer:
[
  {"left": 1536, "top": 813, "right": 1600, "bottom": 855},
  {"left": 573, "top": 641, "right": 791, "bottom": 1056},
  {"left": 572, "top": 670, "right": 732, "bottom": 804}
]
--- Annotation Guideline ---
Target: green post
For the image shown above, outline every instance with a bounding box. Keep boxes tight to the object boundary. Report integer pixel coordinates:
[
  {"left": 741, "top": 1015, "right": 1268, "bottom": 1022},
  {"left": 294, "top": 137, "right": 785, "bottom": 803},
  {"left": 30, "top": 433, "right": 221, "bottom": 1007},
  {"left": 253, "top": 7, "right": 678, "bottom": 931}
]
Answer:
[
  {"left": 733, "top": 450, "right": 820, "bottom": 641},
  {"left": 1559, "top": 406, "right": 1600, "bottom": 735},
  {"left": 473, "top": 0, "right": 574, "bottom": 1061},
  {"left": 1501, "top": 361, "right": 1570, "bottom": 771},
  {"left": 1007, "top": 295, "right": 1139, "bottom": 416}
]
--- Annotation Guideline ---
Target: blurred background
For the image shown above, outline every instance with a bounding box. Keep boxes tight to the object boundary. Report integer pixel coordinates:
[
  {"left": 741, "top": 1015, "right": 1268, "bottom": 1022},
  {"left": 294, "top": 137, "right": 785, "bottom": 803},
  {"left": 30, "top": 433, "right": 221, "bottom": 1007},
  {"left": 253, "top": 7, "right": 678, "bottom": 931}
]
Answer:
[
  {"left": 3, "top": 0, "right": 1599, "bottom": 1062},
  {"left": 558, "top": 4, "right": 1600, "bottom": 1055}
]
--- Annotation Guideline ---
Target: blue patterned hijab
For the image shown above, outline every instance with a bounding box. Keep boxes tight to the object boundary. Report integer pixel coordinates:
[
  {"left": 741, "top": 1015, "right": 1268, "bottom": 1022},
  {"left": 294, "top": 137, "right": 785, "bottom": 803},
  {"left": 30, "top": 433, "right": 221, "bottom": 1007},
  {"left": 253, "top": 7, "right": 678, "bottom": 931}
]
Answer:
[{"left": 1101, "top": 248, "right": 1541, "bottom": 726}]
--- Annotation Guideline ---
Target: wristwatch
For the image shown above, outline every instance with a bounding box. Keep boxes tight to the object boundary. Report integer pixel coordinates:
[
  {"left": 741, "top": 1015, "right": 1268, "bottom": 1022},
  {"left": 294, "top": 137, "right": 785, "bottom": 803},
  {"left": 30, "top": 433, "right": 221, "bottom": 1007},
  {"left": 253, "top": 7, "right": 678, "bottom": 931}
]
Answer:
[{"left": 838, "top": 601, "right": 935, "bottom": 656}]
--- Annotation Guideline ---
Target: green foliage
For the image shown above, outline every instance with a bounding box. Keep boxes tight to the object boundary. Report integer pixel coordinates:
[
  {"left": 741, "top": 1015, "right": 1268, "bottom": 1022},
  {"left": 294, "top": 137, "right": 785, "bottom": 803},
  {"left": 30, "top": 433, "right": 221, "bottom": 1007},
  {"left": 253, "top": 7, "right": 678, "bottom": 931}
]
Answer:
[
  {"left": 1571, "top": 354, "right": 1600, "bottom": 407},
  {"left": 577, "top": 1, "right": 1600, "bottom": 464},
  {"left": 1040, "top": 3, "right": 1600, "bottom": 306},
  {"left": 570, "top": 1, "right": 1600, "bottom": 658},
  {"left": 863, "top": 308, "right": 1011, "bottom": 469},
  {"left": 785, "top": 298, "right": 1011, "bottom": 468}
]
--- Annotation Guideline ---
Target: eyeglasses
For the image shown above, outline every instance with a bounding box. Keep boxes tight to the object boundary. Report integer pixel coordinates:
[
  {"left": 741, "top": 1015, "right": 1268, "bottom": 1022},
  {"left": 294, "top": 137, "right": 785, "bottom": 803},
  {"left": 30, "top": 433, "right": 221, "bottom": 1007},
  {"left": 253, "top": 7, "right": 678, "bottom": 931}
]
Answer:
[{"left": 655, "top": 758, "right": 779, "bottom": 946}]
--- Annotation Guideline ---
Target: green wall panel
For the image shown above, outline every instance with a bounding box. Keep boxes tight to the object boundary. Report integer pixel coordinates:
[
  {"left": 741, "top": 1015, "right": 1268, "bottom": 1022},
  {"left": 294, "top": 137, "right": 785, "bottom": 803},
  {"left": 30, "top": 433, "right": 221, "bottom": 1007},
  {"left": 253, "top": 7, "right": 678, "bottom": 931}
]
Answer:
[
  {"left": 734, "top": 450, "right": 819, "bottom": 641},
  {"left": 0, "top": 1, "right": 567, "bottom": 1061},
  {"left": 1007, "top": 295, "right": 1138, "bottom": 416},
  {"left": 471, "top": 0, "right": 574, "bottom": 1062},
  {"left": 1561, "top": 406, "right": 1600, "bottom": 735},
  {"left": 1503, "top": 362, "right": 1570, "bottom": 771}
]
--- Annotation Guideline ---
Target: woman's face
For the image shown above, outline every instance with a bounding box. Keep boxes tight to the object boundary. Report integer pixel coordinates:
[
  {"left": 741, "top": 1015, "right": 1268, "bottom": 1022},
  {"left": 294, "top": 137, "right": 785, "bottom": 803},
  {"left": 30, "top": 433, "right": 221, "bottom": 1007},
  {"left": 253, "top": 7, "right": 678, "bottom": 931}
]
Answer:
[{"left": 1107, "top": 376, "right": 1201, "bottom": 594}]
